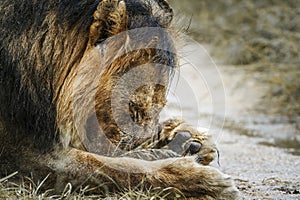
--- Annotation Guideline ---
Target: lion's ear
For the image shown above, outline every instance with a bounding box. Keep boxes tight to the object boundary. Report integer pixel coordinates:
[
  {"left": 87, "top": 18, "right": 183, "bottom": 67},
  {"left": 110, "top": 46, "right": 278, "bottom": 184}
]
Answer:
[{"left": 89, "top": 0, "right": 127, "bottom": 47}]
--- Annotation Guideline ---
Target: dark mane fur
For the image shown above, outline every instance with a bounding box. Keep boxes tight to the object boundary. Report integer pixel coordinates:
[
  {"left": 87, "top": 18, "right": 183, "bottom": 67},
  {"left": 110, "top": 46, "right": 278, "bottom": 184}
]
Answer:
[{"left": 0, "top": 0, "right": 99, "bottom": 148}]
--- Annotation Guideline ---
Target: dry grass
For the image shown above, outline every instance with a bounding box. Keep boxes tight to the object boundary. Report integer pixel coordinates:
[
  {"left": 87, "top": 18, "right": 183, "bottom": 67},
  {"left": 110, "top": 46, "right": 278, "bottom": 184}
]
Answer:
[{"left": 0, "top": 172, "right": 184, "bottom": 200}]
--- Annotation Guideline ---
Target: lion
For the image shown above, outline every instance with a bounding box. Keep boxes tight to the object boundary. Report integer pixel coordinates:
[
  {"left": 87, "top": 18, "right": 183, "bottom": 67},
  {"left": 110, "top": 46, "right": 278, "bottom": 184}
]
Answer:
[{"left": 0, "top": 0, "right": 239, "bottom": 199}]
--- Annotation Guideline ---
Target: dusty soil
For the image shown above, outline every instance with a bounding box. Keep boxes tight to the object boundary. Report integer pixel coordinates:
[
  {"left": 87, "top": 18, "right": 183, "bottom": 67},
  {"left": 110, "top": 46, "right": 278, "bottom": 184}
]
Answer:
[
  {"left": 166, "top": 1, "right": 300, "bottom": 199},
  {"left": 161, "top": 36, "right": 300, "bottom": 200},
  {"left": 217, "top": 66, "right": 300, "bottom": 199},
  {"left": 164, "top": 59, "right": 300, "bottom": 199}
]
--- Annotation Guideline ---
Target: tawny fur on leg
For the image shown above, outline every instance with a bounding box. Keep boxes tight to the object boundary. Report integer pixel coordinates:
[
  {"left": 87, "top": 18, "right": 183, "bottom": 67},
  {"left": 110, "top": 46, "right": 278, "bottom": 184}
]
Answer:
[{"left": 45, "top": 148, "right": 239, "bottom": 199}]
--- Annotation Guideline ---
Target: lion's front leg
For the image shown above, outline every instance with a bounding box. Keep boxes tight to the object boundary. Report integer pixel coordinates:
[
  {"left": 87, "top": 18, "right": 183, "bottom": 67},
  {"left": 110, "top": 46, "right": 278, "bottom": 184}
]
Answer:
[{"left": 48, "top": 148, "right": 239, "bottom": 199}]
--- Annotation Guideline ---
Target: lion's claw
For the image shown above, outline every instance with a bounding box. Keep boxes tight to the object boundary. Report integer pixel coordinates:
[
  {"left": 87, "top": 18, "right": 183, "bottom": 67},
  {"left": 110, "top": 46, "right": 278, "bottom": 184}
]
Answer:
[
  {"left": 183, "top": 141, "right": 202, "bottom": 156},
  {"left": 166, "top": 131, "right": 203, "bottom": 156}
]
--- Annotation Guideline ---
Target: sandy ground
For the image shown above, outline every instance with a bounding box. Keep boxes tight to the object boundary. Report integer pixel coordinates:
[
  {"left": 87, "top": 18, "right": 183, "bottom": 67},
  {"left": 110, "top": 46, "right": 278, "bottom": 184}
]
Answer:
[
  {"left": 219, "top": 65, "right": 300, "bottom": 199},
  {"left": 220, "top": 127, "right": 300, "bottom": 199},
  {"left": 162, "top": 41, "right": 300, "bottom": 199}
]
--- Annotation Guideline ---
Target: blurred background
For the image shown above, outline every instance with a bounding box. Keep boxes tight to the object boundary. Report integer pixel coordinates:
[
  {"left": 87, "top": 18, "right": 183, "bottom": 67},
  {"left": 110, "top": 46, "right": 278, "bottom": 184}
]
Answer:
[
  {"left": 167, "top": 0, "right": 300, "bottom": 198},
  {"left": 169, "top": 0, "right": 300, "bottom": 117}
]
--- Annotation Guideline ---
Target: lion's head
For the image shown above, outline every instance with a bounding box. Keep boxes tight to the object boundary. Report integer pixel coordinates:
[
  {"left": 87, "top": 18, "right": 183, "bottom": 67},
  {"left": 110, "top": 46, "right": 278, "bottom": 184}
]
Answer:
[{"left": 55, "top": 0, "right": 177, "bottom": 155}]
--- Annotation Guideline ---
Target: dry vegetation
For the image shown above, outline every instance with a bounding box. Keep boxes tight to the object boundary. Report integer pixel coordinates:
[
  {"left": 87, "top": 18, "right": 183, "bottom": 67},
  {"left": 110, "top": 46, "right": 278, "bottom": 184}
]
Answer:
[
  {"left": 0, "top": 172, "right": 183, "bottom": 199},
  {"left": 169, "top": 0, "right": 300, "bottom": 117}
]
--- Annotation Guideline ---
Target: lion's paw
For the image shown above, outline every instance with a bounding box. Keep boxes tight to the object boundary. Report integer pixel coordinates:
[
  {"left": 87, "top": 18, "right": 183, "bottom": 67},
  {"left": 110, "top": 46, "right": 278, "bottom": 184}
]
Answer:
[
  {"left": 152, "top": 119, "right": 218, "bottom": 165},
  {"left": 151, "top": 157, "right": 240, "bottom": 199}
]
